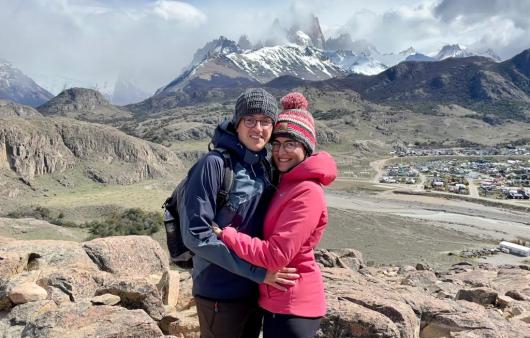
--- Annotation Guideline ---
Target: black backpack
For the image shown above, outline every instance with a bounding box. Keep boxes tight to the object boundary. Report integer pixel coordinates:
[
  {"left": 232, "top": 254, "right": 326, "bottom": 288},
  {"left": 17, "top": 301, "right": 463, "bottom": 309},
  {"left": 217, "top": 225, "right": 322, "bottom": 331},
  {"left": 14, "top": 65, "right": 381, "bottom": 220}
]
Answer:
[{"left": 162, "top": 148, "right": 234, "bottom": 269}]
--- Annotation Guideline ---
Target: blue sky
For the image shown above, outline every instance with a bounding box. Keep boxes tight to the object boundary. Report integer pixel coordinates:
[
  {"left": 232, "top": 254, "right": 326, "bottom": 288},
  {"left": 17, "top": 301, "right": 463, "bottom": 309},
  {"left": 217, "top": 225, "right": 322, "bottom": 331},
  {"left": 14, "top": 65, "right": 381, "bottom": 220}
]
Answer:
[{"left": 1, "top": 0, "right": 529, "bottom": 94}]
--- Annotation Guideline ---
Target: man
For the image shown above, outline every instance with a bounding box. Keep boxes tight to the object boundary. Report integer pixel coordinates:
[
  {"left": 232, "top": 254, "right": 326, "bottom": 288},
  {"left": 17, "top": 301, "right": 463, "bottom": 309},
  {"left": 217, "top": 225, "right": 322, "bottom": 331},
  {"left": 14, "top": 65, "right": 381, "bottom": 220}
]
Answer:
[{"left": 179, "top": 88, "right": 298, "bottom": 338}]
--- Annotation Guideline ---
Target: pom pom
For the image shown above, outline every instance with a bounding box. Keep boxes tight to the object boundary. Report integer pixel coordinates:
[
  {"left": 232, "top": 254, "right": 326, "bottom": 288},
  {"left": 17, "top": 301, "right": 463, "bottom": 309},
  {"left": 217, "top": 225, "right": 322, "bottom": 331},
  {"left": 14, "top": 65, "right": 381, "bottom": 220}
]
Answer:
[{"left": 280, "top": 92, "right": 308, "bottom": 110}]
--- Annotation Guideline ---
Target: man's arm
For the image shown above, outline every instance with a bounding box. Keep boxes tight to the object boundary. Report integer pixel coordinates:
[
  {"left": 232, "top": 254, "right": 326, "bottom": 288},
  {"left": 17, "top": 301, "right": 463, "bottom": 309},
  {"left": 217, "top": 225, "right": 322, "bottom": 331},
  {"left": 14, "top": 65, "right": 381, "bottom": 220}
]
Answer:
[{"left": 178, "top": 153, "right": 266, "bottom": 283}]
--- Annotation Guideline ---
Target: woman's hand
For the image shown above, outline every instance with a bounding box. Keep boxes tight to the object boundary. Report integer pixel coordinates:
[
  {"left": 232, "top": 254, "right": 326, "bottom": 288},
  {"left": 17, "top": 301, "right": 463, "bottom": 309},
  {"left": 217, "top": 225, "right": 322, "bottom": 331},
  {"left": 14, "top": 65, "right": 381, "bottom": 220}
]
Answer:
[{"left": 263, "top": 267, "right": 300, "bottom": 291}]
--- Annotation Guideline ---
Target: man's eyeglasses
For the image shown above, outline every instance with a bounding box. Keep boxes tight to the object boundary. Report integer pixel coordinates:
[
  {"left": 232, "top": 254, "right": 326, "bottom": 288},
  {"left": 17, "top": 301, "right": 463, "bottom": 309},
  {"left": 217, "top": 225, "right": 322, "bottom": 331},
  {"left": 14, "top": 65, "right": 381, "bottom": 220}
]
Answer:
[
  {"left": 242, "top": 117, "right": 273, "bottom": 128},
  {"left": 271, "top": 140, "right": 302, "bottom": 152}
]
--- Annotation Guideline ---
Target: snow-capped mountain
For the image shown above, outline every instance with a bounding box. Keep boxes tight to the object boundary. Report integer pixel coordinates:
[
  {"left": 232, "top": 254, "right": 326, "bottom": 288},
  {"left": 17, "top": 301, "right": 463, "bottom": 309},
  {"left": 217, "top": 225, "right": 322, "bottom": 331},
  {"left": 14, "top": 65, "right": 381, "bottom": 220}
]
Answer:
[
  {"left": 435, "top": 44, "right": 475, "bottom": 60},
  {"left": 434, "top": 44, "right": 501, "bottom": 61},
  {"left": 157, "top": 39, "right": 343, "bottom": 95},
  {"left": 378, "top": 47, "right": 418, "bottom": 68},
  {"left": 226, "top": 44, "right": 342, "bottom": 81},
  {"left": 325, "top": 49, "right": 386, "bottom": 75},
  {"left": 0, "top": 59, "right": 53, "bottom": 107},
  {"left": 472, "top": 48, "right": 501, "bottom": 62},
  {"left": 154, "top": 14, "right": 504, "bottom": 100},
  {"left": 324, "top": 34, "right": 395, "bottom": 74}
]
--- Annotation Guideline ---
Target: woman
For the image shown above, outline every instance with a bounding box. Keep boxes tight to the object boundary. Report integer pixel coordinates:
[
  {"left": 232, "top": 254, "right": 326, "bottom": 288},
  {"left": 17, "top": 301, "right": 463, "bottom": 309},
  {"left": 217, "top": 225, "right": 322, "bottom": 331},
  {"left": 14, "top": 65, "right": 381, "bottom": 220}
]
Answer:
[{"left": 212, "top": 92, "right": 337, "bottom": 338}]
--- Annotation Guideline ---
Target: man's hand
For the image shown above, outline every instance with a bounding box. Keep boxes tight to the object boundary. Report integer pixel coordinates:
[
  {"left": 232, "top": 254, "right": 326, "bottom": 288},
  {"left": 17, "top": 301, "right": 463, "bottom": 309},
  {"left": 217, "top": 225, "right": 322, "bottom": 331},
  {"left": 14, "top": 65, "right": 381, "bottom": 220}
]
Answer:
[
  {"left": 211, "top": 222, "right": 222, "bottom": 237},
  {"left": 263, "top": 267, "right": 300, "bottom": 291}
]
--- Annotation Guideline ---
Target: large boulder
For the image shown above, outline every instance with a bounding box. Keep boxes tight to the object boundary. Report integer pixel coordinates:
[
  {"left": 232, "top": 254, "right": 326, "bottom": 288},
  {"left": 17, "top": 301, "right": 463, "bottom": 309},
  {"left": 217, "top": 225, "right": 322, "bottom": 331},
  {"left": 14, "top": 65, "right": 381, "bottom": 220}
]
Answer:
[
  {"left": 0, "top": 239, "right": 97, "bottom": 270},
  {"left": 315, "top": 248, "right": 365, "bottom": 271},
  {"left": 9, "top": 300, "right": 163, "bottom": 337},
  {"left": 95, "top": 277, "right": 166, "bottom": 321},
  {"left": 455, "top": 288, "right": 498, "bottom": 306},
  {"left": 82, "top": 235, "right": 169, "bottom": 275}
]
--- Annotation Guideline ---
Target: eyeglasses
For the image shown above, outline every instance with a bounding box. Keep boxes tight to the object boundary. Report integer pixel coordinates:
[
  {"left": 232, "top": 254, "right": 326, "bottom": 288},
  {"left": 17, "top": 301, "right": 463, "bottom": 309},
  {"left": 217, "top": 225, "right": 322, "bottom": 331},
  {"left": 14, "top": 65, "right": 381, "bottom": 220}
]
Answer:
[
  {"left": 242, "top": 117, "right": 273, "bottom": 128},
  {"left": 271, "top": 140, "right": 302, "bottom": 152}
]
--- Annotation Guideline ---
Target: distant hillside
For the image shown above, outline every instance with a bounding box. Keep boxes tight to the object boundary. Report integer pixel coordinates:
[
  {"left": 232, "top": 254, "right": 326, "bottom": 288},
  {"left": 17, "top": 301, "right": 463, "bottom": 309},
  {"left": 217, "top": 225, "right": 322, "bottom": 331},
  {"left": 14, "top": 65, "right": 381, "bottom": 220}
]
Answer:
[
  {"left": 120, "top": 85, "right": 530, "bottom": 154},
  {"left": 0, "top": 60, "right": 53, "bottom": 106},
  {"left": 0, "top": 99, "right": 42, "bottom": 118},
  {"left": 278, "top": 49, "right": 530, "bottom": 121},
  {"left": 38, "top": 88, "right": 133, "bottom": 123},
  {"left": 0, "top": 117, "right": 182, "bottom": 183}
]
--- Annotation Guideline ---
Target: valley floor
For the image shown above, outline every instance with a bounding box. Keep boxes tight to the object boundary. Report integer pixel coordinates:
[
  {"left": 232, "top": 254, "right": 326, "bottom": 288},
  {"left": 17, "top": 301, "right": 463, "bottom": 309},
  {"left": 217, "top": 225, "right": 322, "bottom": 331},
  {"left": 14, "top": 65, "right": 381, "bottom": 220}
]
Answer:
[{"left": 323, "top": 188, "right": 530, "bottom": 268}]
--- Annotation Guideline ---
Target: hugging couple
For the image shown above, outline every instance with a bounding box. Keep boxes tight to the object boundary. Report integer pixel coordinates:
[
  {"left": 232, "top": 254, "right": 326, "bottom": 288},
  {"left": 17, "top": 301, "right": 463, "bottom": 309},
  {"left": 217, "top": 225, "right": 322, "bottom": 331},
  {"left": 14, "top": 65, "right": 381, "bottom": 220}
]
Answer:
[{"left": 178, "top": 88, "right": 337, "bottom": 338}]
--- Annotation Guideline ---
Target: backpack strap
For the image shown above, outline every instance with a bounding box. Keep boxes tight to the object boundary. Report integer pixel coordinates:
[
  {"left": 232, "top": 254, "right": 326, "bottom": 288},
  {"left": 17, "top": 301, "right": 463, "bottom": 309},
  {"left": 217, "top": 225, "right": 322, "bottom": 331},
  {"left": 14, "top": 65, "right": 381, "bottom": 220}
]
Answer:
[{"left": 210, "top": 147, "right": 234, "bottom": 208}]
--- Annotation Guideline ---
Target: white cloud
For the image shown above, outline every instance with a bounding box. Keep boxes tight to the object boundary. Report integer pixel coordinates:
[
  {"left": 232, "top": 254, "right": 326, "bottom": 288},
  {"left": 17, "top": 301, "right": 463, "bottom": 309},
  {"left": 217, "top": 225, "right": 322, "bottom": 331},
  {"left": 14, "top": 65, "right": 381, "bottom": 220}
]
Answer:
[
  {"left": 0, "top": 0, "right": 209, "bottom": 93},
  {"left": 0, "top": 0, "right": 529, "bottom": 97},
  {"left": 151, "top": 0, "right": 206, "bottom": 25}
]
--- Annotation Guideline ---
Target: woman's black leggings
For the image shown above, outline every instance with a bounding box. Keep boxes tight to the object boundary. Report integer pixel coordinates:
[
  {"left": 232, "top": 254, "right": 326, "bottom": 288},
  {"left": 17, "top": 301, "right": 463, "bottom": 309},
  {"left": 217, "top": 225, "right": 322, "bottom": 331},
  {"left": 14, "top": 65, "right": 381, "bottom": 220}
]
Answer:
[{"left": 262, "top": 310, "right": 322, "bottom": 338}]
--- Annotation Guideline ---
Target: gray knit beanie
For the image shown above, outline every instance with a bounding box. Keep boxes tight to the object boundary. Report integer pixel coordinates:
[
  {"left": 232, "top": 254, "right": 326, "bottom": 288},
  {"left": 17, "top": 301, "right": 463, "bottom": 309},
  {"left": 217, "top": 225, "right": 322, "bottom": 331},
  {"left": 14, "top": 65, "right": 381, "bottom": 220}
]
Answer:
[{"left": 232, "top": 88, "right": 278, "bottom": 126}]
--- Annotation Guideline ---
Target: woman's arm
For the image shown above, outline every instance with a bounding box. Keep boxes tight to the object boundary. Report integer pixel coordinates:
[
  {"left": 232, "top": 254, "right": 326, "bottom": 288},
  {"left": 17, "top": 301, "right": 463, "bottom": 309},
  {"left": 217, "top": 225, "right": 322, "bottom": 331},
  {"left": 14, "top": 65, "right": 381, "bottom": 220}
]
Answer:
[{"left": 219, "top": 186, "right": 325, "bottom": 270}]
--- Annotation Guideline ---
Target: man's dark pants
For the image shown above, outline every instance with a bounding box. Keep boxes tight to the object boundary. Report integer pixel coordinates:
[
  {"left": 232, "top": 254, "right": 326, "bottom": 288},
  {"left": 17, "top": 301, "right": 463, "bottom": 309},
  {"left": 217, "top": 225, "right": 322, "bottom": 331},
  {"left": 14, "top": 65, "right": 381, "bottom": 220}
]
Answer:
[{"left": 195, "top": 296, "right": 263, "bottom": 338}]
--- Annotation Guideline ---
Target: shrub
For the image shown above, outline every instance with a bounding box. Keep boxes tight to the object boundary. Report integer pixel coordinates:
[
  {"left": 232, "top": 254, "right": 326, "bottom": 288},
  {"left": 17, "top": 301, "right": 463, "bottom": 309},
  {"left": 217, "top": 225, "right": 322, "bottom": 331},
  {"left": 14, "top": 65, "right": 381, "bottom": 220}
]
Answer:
[
  {"left": 6, "top": 206, "right": 77, "bottom": 227},
  {"left": 86, "top": 208, "right": 162, "bottom": 239}
]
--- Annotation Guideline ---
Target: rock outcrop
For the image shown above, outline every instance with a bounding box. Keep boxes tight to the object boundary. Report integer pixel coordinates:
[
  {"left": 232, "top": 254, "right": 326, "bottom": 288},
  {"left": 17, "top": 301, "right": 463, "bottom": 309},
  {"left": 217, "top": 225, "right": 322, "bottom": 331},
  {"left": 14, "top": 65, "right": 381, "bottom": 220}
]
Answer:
[
  {"left": 315, "top": 250, "right": 530, "bottom": 338},
  {"left": 0, "top": 235, "right": 173, "bottom": 337},
  {"left": 1, "top": 239, "right": 529, "bottom": 338},
  {"left": 0, "top": 117, "right": 182, "bottom": 182}
]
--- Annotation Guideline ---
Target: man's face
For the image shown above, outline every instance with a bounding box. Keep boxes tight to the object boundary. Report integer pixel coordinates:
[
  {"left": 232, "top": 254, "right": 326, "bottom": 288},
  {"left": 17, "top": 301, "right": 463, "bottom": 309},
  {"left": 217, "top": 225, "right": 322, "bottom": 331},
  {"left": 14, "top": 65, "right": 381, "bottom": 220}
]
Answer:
[{"left": 236, "top": 113, "right": 273, "bottom": 152}]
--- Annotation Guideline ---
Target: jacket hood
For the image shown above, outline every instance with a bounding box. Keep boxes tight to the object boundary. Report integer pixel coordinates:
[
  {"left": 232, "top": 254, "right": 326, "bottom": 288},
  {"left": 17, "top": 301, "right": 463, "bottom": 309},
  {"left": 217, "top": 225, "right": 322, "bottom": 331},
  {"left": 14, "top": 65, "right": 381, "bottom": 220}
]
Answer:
[
  {"left": 211, "top": 120, "right": 268, "bottom": 165},
  {"left": 281, "top": 151, "right": 337, "bottom": 186}
]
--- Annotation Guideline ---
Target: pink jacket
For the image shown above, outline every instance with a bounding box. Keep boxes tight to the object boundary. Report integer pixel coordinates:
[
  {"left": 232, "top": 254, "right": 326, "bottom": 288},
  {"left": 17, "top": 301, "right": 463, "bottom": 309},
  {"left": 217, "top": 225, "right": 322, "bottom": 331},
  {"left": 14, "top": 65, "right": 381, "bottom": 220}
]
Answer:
[{"left": 220, "top": 151, "right": 337, "bottom": 317}]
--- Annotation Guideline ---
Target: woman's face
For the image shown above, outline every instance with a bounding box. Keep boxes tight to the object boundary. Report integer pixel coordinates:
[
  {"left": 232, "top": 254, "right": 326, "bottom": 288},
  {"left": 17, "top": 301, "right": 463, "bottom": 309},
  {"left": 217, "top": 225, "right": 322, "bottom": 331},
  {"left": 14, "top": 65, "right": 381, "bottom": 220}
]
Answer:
[{"left": 271, "top": 136, "right": 306, "bottom": 173}]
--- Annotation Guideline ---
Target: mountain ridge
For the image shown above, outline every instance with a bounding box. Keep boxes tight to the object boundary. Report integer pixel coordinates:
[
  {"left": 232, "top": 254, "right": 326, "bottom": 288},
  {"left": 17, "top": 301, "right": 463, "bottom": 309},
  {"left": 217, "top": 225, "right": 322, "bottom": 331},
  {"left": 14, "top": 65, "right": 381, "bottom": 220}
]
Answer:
[
  {"left": 37, "top": 88, "right": 133, "bottom": 123},
  {"left": 0, "top": 60, "right": 53, "bottom": 107}
]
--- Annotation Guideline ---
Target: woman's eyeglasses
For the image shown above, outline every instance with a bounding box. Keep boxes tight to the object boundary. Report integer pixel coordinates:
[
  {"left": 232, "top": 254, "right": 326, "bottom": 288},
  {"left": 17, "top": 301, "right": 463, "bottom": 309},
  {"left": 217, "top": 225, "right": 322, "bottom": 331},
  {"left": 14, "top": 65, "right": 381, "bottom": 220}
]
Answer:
[
  {"left": 271, "top": 140, "right": 302, "bottom": 152},
  {"left": 242, "top": 117, "right": 273, "bottom": 128}
]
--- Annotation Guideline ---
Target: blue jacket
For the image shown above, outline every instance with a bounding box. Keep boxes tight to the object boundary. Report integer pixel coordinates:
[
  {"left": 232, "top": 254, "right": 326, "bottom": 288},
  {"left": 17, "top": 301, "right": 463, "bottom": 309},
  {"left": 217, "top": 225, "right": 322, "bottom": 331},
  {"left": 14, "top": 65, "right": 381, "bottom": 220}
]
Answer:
[{"left": 179, "top": 121, "right": 274, "bottom": 300}]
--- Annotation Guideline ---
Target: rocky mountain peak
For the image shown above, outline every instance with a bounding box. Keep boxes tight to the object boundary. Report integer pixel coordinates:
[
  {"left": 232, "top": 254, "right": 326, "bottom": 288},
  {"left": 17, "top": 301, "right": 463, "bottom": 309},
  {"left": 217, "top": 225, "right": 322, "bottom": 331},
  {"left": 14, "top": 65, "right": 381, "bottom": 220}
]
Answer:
[
  {"left": 436, "top": 44, "right": 502, "bottom": 62},
  {"left": 508, "top": 48, "right": 530, "bottom": 76},
  {"left": 399, "top": 47, "right": 417, "bottom": 56},
  {"left": 237, "top": 35, "right": 252, "bottom": 50},
  {"left": 307, "top": 15, "right": 325, "bottom": 49},
  {"left": 436, "top": 44, "right": 474, "bottom": 60},
  {"left": 325, "top": 33, "right": 354, "bottom": 51},
  {"left": 475, "top": 48, "right": 502, "bottom": 62},
  {"left": 190, "top": 36, "right": 241, "bottom": 66},
  {"left": 286, "top": 14, "right": 325, "bottom": 49}
]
